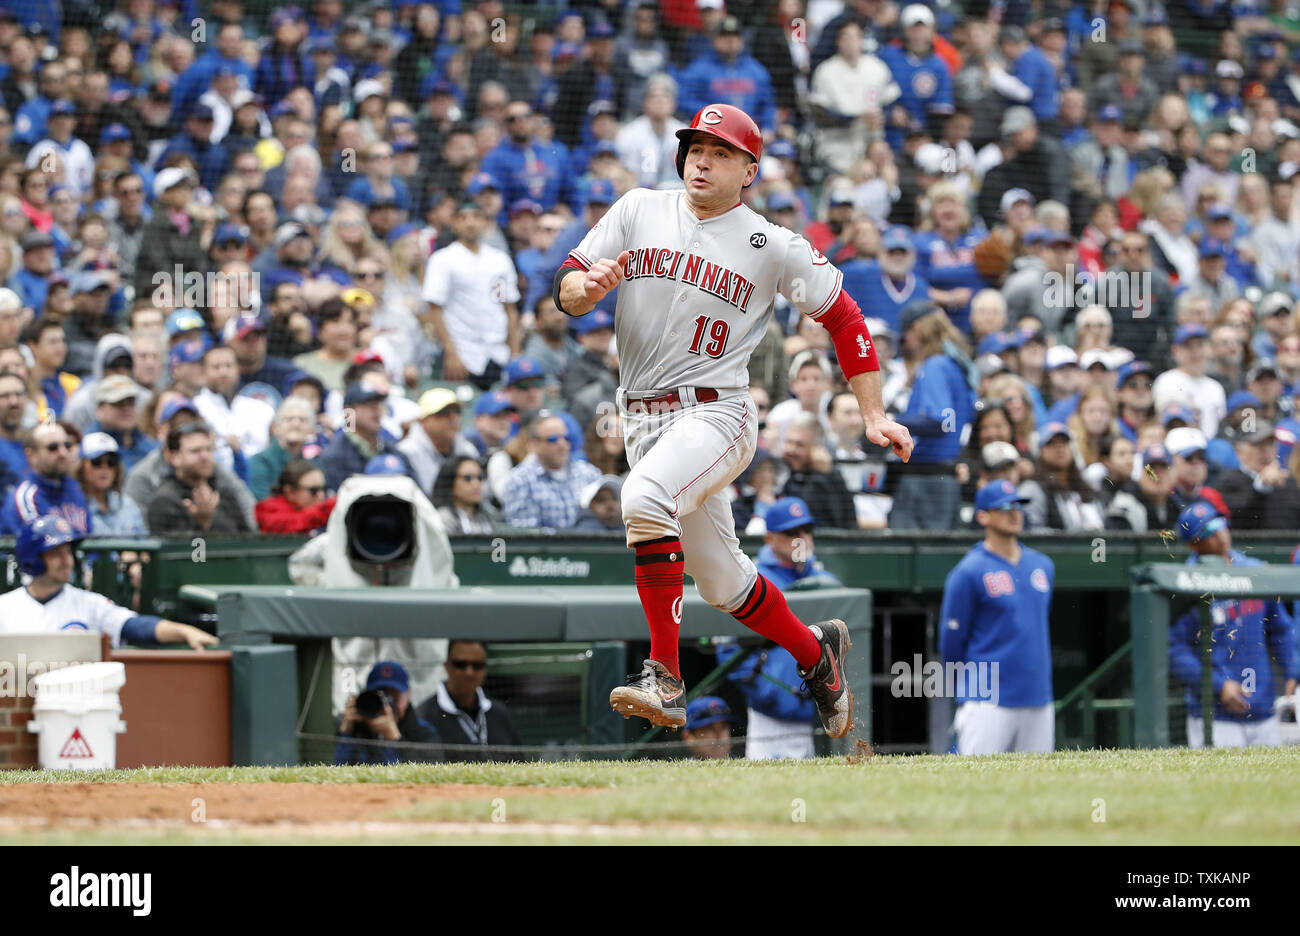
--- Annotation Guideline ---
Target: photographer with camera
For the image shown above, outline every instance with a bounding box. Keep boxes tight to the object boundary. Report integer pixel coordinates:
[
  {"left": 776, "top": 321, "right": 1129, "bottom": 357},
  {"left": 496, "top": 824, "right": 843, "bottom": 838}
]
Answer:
[{"left": 333, "top": 661, "right": 442, "bottom": 765}]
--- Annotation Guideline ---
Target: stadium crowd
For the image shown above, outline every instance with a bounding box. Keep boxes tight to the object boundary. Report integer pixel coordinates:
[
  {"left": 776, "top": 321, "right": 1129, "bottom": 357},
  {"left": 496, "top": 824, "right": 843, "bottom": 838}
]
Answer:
[{"left": 1, "top": 0, "right": 1300, "bottom": 547}]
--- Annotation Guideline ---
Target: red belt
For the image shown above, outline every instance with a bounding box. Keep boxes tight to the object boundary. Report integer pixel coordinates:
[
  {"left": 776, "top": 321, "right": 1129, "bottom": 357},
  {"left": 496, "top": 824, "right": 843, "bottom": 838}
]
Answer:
[{"left": 626, "top": 387, "right": 718, "bottom": 411}]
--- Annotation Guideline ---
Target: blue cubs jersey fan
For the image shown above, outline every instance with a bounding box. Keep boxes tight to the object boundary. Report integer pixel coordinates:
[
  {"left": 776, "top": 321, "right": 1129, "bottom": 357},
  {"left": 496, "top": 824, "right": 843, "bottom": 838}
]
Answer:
[
  {"left": 911, "top": 229, "right": 987, "bottom": 334},
  {"left": 840, "top": 260, "right": 931, "bottom": 335},
  {"left": 939, "top": 541, "right": 1055, "bottom": 707},
  {"left": 877, "top": 44, "right": 953, "bottom": 148}
]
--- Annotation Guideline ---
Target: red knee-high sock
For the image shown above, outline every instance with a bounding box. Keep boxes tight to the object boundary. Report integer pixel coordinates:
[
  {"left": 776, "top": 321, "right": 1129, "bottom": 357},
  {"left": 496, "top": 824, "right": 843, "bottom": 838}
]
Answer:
[
  {"left": 732, "top": 575, "right": 822, "bottom": 670},
  {"left": 634, "top": 536, "right": 685, "bottom": 678}
]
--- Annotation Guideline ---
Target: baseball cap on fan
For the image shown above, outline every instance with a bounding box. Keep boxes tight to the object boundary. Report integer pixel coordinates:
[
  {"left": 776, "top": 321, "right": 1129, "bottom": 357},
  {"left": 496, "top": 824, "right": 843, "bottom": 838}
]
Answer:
[
  {"left": 982, "top": 441, "right": 1019, "bottom": 471},
  {"left": 685, "top": 696, "right": 733, "bottom": 732},
  {"left": 975, "top": 479, "right": 1030, "bottom": 511},
  {"left": 1178, "top": 500, "right": 1227, "bottom": 543},
  {"left": 765, "top": 496, "right": 818, "bottom": 533},
  {"left": 999, "top": 186, "right": 1034, "bottom": 216},
  {"left": 900, "top": 4, "right": 934, "bottom": 26}
]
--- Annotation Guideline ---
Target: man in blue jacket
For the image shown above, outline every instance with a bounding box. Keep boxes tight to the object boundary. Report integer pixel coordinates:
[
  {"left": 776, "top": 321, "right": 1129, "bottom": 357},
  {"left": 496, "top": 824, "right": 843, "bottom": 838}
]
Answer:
[
  {"left": 1170, "top": 501, "right": 1298, "bottom": 748},
  {"left": 0, "top": 421, "right": 89, "bottom": 536},
  {"left": 940, "top": 480, "right": 1055, "bottom": 754},
  {"left": 717, "top": 497, "right": 837, "bottom": 759}
]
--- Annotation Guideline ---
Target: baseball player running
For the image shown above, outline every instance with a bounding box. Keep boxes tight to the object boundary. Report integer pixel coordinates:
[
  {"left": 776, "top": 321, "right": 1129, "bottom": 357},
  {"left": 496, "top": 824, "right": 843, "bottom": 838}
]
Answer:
[
  {"left": 553, "top": 103, "right": 913, "bottom": 737},
  {"left": 0, "top": 514, "right": 217, "bottom": 650}
]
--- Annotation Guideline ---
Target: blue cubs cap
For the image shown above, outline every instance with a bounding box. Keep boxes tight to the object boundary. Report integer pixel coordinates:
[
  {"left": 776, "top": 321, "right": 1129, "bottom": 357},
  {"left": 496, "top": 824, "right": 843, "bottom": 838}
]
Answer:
[
  {"left": 423, "top": 75, "right": 458, "bottom": 98},
  {"left": 344, "top": 381, "right": 387, "bottom": 407},
  {"left": 1116, "top": 360, "right": 1152, "bottom": 386},
  {"left": 166, "top": 309, "right": 206, "bottom": 336},
  {"left": 385, "top": 222, "right": 419, "bottom": 244},
  {"left": 80, "top": 432, "right": 119, "bottom": 461},
  {"left": 158, "top": 396, "right": 199, "bottom": 424},
  {"left": 1173, "top": 323, "right": 1209, "bottom": 345},
  {"left": 1161, "top": 403, "right": 1197, "bottom": 427},
  {"left": 1039, "top": 420, "right": 1072, "bottom": 443},
  {"left": 881, "top": 226, "right": 914, "bottom": 252},
  {"left": 589, "top": 19, "right": 616, "bottom": 38},
  {"left": 1141, "top": 9, "right": 1168, "bottom": 25},
  {"left": 765, "top": 496, "right": 818, "bottom": 533},
  {"left": 1096, "top": 104, "right": 1123, "bottom": 123},
  {"left": 366, "top": 661, "right": 410, "bottom": 692},
  {"left": 1142, "top": 443, "right": 1171, "bottom": 467},
  {"left": 502, "top": 356, "right": 544, "bottom": 386},
  {"left": 364, "top": 454, "right": 409, "bottom": 476},
  {"left": 466, "top": 172, "right": 500, "bottom": 195},
  {"left": 168, "top": 339, "right": 206, "bottom": 367},
  {"left": 269, "top": 100, "right": 297, "bottom": 120},
  {"left": 1205, "top": 202, "right": 1233, "bottom": 221},
  {"left": 214, "top": 222, "right": 249, "bottom": 245},
  {"left": 685, "top": 696, "right": 733, "bottom": 732},
  {"left": 1178, "top": 501, "right": 1227, "bottom": 543},
  {"left": 767, "top": 139, "right": 798, "bottom": 160},
  {"left": 975, "top": 479, "right": 1031, "bottom": 511},
  {"left": 977, "top": 331, "right": 1023, "bottom": 356},
  {"left": 49, "top": 99, "right": 77, "bottom": 117},
  {"left": 1227, "top": 389, "right": 1262, "bottom": 412},
  {"left": 508, "top": 198, "right": 542, "bottom": 217},
  {"left": 473, "top": 390, "right": 516, "bottom": 416},
  {"left": 100, "top": 122, "right": 132, "bottom": 144},
  {"left": 572, "top": 308, "right": 615, "bottom": 335},
  {"left": 1199, "top": 237, "right": 1228, "bottom": 258},
  {"left": 191, "top": 103, "right": 215, "bottom": 121},
  {"left": 1022, "top": 225, "right": 1049, "bottom": 246},
  {"left": 580, "top": 177, "right": 617, "bottom": 206},
  {"left": 766, "top": 190, "right": 796, "bottom": 212}
]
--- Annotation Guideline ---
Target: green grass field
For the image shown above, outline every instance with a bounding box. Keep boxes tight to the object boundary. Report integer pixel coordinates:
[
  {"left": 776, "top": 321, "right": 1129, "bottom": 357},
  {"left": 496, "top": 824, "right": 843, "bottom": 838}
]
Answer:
[{"left": 2, "top": 747, "right": 1298, "bottom": 844}]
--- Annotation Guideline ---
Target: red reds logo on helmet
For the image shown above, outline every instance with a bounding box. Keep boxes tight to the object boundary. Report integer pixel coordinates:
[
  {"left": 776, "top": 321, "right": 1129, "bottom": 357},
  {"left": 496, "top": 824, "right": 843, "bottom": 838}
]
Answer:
[{"left": 701, "top": 107, "right": 725, "bottom": 125}]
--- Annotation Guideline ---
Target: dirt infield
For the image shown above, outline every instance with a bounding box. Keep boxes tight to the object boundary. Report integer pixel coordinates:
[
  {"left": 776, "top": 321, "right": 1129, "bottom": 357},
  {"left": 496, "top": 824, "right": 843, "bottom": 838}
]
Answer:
[{"left": 0, "top": 782, "right": 585, "bottom": 826}]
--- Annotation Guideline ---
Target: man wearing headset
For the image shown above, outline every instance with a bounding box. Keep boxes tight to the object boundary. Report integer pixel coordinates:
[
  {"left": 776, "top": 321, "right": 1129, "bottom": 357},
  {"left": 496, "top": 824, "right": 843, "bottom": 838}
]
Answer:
[{"left": 0, "top": 514, "right": 217, "bottom": 650}]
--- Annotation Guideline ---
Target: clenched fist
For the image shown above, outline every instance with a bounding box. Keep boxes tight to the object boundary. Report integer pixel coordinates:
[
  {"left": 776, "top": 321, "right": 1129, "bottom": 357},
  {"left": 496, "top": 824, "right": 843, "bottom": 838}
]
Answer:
[{"left": 584, "top": 250, "right": 632, "bottom": 304}]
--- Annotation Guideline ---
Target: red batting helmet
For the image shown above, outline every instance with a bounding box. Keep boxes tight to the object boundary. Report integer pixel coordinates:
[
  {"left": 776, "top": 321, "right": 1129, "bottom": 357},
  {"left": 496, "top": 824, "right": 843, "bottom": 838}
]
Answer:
[{"left": 675, "top": 104, "right": 763, "bottom": 184}]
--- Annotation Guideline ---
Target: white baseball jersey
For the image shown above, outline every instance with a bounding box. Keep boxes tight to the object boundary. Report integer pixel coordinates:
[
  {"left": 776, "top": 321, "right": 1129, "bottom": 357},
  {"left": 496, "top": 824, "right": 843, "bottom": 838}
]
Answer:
[
  {"left": 0, "top": 584, "right": 136, "bottom": 648},
  {"left": 569, "top": 188, "right": 843, "bottom": 392},
  {"left": 422, "top": 240, "right": 521, "bottom": 377}
]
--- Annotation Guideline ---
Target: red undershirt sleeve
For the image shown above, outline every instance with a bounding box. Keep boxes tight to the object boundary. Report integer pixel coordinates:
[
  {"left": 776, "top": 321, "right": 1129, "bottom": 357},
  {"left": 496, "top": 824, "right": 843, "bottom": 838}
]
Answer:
[{"left": 818, "top": 289, "right": 880, "bottom": 379}]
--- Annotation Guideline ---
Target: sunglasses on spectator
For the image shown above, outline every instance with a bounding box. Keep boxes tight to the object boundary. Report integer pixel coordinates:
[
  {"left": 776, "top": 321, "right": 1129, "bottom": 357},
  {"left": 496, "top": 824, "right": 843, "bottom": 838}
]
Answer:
[
  {"left": 515, "top": 378, "right": 545, "bottom": 390},
  {"left": 456, "top": 471, "right": 484, "bottom": 481},
  {"left": 540, "top": 434, "right": 568, "bottom": 444},
  {"left": 506, "top": 112, "right": 531, "bottom": 122},
  {"left": 89, "top": 454, "right": 119, "bottom": 468},
  {"left": 118, "top": 185, "right": 144, "bottom": 195},
  {"left": 1125, "top": 379, "right": 1153, "bottom": 390},
  {"left": 357, "top": 270, "right": 385, "bottom": 279},
  {"left": 43, "top": 441, "right": 74, "bottom": 452},
  {"left": 448, "top": 659, "right": 486, "bottom": 671},
  {"left": 298, "top": 484, "right": 326, "bottom": 495}
]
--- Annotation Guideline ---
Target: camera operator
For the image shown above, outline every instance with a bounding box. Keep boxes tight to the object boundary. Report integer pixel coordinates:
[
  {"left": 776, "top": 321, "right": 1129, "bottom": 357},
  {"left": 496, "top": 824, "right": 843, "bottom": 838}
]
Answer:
[{"left": 334, "top": 660, "right": 442, "bottom": 765}]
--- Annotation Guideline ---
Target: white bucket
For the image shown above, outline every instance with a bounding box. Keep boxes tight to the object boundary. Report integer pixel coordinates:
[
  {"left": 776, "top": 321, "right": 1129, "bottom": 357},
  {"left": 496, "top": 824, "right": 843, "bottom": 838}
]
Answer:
[{"left": 27, "top": 662, "right": 127, "bottom": 771}]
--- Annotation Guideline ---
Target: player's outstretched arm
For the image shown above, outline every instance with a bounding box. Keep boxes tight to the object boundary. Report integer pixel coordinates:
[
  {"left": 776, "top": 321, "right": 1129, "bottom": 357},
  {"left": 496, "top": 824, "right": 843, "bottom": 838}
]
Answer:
[
  {"left": 556, "top": 250, "right": 631, "bottom": 317},
  {"left": 154, "top": 619, "right": 219, "bottom": 651},
  {"left": 848, "top": 370, "right": 914, "bottom": 462}
]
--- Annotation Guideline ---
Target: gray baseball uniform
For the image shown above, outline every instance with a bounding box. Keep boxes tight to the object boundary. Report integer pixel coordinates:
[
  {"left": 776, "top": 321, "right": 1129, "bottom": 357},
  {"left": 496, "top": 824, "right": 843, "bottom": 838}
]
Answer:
[{"left": 567, "top": 187, "right": 843, "bottom": 612}]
